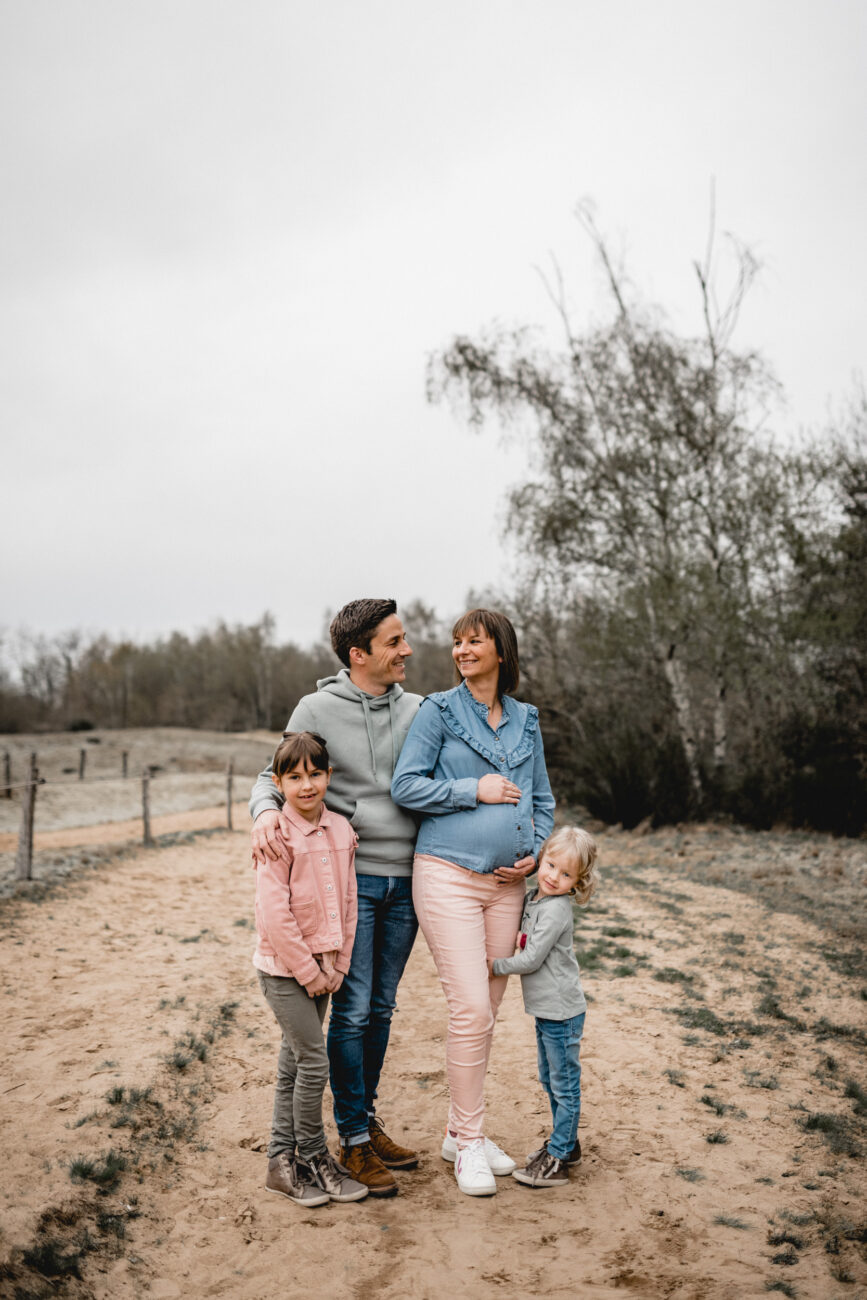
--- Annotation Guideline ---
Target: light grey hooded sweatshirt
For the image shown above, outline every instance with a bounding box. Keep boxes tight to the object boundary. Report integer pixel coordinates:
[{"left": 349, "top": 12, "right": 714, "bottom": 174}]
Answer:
[{"left": 249, "top": 669, "right": 422, "bottom": 878}]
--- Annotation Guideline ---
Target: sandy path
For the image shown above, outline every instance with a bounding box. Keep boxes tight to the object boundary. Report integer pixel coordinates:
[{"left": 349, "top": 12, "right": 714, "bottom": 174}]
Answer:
[{"left": 0, "top": 824, "right": 864, "bottom": 1298}]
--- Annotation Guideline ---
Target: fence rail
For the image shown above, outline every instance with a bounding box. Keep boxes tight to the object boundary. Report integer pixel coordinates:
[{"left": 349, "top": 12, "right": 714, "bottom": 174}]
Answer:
[{"left": 3, "top": 747, "right": 239, "bottom": 880}]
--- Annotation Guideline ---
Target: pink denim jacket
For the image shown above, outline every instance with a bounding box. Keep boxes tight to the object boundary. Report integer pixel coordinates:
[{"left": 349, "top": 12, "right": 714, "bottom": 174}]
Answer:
[{"left": 253, "top": 803, "right": 358, "bottom": 987}]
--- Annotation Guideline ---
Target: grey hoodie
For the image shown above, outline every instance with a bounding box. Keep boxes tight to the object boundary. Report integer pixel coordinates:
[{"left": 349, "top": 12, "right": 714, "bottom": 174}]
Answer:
[{"left": 249, "top": 669, "right": 422, "bottom": 878}]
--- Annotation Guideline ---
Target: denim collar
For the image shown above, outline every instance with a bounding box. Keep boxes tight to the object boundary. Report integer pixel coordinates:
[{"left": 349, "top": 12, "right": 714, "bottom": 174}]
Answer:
[{"left": 460, "top": 680, "right": 512, "bottom": 728}]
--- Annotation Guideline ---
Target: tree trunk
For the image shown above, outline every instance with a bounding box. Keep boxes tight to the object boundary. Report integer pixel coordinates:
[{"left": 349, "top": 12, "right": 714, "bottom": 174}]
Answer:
[{"left": 660, "top": 646, "right": 704, "bottom": 805}]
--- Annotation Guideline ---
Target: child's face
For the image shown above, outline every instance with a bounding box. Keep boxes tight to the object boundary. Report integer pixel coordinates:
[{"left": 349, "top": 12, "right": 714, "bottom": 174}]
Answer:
[
  {"left": 536, "top": 850, "right": 580, "bottom": 897},
  {"left": 273, "top": 760, "right": 331, "bottom": 823}
]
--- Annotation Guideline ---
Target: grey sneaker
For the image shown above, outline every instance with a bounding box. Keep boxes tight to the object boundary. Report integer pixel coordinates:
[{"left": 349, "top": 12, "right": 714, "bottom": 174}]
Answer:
[
  {"left": 307, "top": 1150, "right": 369, "bottom": 1203},
  {"left": 526, "top": 1138, "right": 581, "bottom": 1167},
  {"left": 265, "top": 1152, "right": 329, "bottom": 1206},
  {"left": 512, "top": 1148, "right": 570, "bottom": 1188}
]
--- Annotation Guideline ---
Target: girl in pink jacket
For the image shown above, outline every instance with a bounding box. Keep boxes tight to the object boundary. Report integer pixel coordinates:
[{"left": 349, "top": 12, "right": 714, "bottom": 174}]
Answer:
[{"left": 253, "top": 731, "right": 367, "bottom": 1207}]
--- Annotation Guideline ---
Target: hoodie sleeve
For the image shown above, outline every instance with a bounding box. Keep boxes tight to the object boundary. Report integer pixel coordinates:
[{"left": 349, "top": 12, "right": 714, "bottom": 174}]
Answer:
[
  {"left": 249, "top": 698, "right": 317, "bottom": 822},
  {"left": 390, "top": 700, "right": 479, "bottom": 815}
]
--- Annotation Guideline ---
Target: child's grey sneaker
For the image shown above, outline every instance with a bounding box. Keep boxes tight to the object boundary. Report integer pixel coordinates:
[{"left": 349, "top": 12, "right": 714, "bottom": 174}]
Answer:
[
  {"left": 526, "top": 1137, "right": 581, "bottom": 1167},
  {"left": 307, "top": 1150, "right": 369, "bottom": 1203},
  {"left": 265, "top": 1152, "right": 330, "bottom": 1206},
  {"left": 512, "top": 1148, "right": 570, "bottom": 1188}
]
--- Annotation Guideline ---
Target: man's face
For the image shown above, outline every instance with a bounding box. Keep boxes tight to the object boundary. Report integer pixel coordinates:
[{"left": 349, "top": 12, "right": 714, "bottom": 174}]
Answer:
[{"left": 352, "top": 613, "right": 412, "bottom": 691}]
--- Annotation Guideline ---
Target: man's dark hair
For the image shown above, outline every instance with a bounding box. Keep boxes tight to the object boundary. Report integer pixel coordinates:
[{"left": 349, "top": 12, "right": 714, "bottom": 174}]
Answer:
[
  {"left": 330, "top": 598, "right": 397, "bottom": 667},
  {"left": 452, "top": 608, "right": 520, "bottom": 696},
  {"left": 272, "top": 730, "right": 330, "bottom": 776}
]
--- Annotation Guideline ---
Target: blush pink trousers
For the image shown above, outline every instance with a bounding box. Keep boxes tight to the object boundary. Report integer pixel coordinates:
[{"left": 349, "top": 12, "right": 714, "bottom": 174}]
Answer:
[{"left": 412, "top": 853, "right": 525, "bottom": 1145}]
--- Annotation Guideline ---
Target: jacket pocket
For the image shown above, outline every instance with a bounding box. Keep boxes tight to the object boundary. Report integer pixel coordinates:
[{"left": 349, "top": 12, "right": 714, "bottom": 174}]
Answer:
[{"left": 290, "top": 897, "right": 320, "bottom": 936}]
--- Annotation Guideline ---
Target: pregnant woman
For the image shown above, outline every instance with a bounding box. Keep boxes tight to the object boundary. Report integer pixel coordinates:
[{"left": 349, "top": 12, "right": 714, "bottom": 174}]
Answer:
[{"left": 391, "top": 608, "right": 555, "bottom": 1196}]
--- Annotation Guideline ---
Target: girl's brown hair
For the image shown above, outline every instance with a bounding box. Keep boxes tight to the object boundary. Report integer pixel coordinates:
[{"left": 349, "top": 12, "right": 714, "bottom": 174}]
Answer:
[
  {"left": 272, "top": 730, "right": 330, "bottom": 777},
  {"left": 452, "top": 608, "right": 520, "bottom": 696}
]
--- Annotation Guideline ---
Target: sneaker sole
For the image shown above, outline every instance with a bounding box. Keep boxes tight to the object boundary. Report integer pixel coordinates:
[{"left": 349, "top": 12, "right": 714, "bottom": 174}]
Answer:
[
  {"left": 265, "top": 1184, "right": 330, "bottom": 1207},
  {"left": 511, "top": 1171, "right": 569, "bottom": 1188},
  {"left": 456, "top": 1181, "right": 498, "bottom": 1196},
  {"left": 325, "top": 1187, "right": 370, "bottom": 1203}
]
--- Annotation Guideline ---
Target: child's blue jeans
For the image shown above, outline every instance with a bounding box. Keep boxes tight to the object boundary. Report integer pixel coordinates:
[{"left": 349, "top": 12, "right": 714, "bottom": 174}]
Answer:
[{"left": 535, "top": 1012, "right": 585, "bottom": 1161}]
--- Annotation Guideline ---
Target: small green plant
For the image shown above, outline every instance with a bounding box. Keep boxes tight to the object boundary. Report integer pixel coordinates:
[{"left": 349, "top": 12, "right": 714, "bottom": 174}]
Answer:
[
  {"left": 167, "top": 1049, "right": 194, "bottom": 1071},
  {"left": 799, "top": 1111, "right": 861, "bottom": 1157},
  {"left": 674, "top": 1166, "right": 704, "bottom": 1182},
  {"left": 69, "top": 1149, "right": 126, "bottom": 1191},
  {"left": 654, "top": 967, "right": 694, "bottom": 985},
  {"left": 714, "top": 1214, "right": 748, "bottom": 1229},
  {"left": 744, "top": 1070, "right": 779, "bottom": 1090},
  {"left": 771, "top": 1245, "right": 799, "bottom": 1266},
  {"left": 706, "top": 1129, "right": 728, "bottom": 1144},
  {"left": 21, "top": 1237, "right": 85, "bottom": 1280},
  {"left": 843, "top": 1078, "right": 867, "bottom": 1116},
  {"left": 764, "top": 1282, "right": 796, "bottom": 1297},
  {"left": 664, "top": 1068, "right": 686, "bottom": 1088},
  {"left": 768, "top": 1229, "right": 804, "bottom": 1249},
  {"left": 106, "top": 1086, "right": 125, "bottom": 1105}
]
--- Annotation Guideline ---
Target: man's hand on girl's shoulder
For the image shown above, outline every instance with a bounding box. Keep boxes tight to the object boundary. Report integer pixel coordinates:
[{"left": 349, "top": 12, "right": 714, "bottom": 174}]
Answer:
[{"left": 251, "top": 808, "right": 286, "bottom": 865}]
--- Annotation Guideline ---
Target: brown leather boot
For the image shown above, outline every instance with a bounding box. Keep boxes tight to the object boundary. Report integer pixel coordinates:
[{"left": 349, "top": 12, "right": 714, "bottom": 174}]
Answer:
[
  {"left": 339, "top": 1140, "right": 398, "bottom": 1197},
  {"left": 368, "top": 1116, "right": 419, "bottom": 1168}
]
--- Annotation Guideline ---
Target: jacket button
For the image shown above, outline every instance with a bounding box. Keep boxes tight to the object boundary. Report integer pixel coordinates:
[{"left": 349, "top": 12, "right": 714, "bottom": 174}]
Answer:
[
  {"left": 326, "top": 884, "right": 333, "bottom": 891},
  {"left": 317, "top": 830, "right": 323, "bottom": 836},
  {"left": 329, "top": 911, "right": 337, "bottom": 919},
  {"left": 322, "top": 857, "right": 328, "bottom": 863}
]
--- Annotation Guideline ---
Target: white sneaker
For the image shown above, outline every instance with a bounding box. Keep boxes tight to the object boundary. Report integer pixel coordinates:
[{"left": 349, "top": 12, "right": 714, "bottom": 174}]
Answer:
[
  {"left": 454, "top": 1139, "right": 497, "bottom": 1196},
  {"left": 442, "top": 1132, "right": 516, "bottom": 1176}
]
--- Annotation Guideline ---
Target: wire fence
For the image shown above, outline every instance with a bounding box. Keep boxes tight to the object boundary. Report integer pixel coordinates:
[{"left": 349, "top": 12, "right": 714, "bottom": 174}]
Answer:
[{"left": 3, "top": 747, "right": 239, "bottom": 881}]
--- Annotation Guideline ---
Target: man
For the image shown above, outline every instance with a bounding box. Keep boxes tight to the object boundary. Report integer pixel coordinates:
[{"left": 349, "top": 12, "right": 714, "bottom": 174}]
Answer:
[{"left": 250, "top": 598, "right": 421, "bottom": 1196}]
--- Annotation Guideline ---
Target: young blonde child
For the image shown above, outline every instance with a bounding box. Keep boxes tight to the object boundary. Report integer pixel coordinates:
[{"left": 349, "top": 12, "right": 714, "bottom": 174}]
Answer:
[
  {"left": 488, "top": 825, "right": 598, "bottom": 1189},
  {"left": 253, "top": 730, "right": 368, "bottom": 1207}
]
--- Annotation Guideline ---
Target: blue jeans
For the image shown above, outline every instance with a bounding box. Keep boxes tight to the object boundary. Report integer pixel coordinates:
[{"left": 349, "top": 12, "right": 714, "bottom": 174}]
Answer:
[
  {"left": 327, "top": 874, "right": 418, "bottom": 1142},
  {"left": 535, "top": 1012, "right": 585, "bottom": 1161}
]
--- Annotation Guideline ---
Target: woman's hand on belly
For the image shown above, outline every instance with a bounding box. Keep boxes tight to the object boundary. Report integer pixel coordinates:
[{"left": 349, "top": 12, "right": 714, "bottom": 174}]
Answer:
[
  {"left": 477, "top": 774, "right": 521, "bottom": 804},
  {"left": 493, "top": 855, "right": 536, "bottom": 885}
]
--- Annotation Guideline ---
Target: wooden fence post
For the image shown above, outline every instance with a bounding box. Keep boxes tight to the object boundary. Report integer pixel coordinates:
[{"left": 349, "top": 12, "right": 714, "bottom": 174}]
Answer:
[
  {"left": 15, "top": 753, "right": 38, "bottom": 881},
  {"left": 122, "top": 750, "right": 128, "bottom": 779},
  {"left": 79, "top": 748, "right": 86, "bottom": 781},
  {"left": 142, "top": 768, "right": 153, "bottom": 846},
  {"left": 3, "top": 751, "right": 10, "bottom": 799},
  {"left": 226, "top": 759, "right": 234, "bottom": 831}
]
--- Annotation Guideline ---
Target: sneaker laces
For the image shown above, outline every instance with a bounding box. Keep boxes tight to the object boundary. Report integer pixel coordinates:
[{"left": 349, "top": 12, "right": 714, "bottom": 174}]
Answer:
[{"left": 458, "top": 1139, "right": 490, "bottom": 1177}]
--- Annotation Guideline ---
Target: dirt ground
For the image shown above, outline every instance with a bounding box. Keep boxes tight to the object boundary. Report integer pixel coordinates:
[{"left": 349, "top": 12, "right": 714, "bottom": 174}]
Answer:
[{"left": 0, "top": 735, "right": 865, "bottom": 1298}]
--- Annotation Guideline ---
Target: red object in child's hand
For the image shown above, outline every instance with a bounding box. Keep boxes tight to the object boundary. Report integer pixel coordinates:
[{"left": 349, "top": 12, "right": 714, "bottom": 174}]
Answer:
[{"left": 519, "top": 933, "right": 528, "bottom": 950}]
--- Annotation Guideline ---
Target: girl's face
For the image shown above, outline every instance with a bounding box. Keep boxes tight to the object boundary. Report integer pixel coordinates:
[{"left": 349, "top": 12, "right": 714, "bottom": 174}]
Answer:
[
  {"left": 452, "top": 626, "right": 502, "bottom": 684},
  {"left": 273, "top": 760, "right": 331, "bottom": 823},
  {"left": 536, "top": 850, "right": 580, "bottom": 897}
]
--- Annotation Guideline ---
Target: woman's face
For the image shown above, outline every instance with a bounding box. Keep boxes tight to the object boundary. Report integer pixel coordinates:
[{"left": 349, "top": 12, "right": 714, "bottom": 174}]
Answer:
[{"left": 452, "top": 626, "right": 502, "bottom": 684}]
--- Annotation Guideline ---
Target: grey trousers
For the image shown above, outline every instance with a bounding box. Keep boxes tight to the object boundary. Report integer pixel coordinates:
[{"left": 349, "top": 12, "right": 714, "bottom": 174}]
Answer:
[{"left": 258, "top": 971, "right": 330, "bottom": 1161}]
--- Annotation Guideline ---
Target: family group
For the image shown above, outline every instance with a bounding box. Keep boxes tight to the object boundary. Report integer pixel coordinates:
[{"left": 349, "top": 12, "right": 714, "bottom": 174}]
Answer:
[{"left": 248, "top": 598, "right": 598, "bottom": 1208}]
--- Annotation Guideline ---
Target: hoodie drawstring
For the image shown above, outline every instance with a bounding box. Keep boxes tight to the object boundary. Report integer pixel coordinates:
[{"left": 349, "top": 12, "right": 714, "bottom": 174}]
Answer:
[{"left": 360, "top": 693, "right": 377, "bottom": 778}]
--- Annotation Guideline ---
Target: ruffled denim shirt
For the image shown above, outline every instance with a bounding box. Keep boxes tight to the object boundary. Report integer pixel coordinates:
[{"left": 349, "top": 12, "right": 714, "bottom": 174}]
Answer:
[{"left": 390, "top": 682, "right": 556, "bottom": 874}]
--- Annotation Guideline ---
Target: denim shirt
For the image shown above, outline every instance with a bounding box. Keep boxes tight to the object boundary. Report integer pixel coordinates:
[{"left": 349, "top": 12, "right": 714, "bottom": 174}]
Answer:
[{"left": 390, "top": 682, "right": 556, "bottom": 874}]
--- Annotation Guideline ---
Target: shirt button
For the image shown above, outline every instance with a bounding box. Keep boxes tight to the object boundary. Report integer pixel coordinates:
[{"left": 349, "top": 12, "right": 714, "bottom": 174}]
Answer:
[
  {"left": 517, "top": 824, "right": 522, "bottom": 830},
  {"left": 499, "top": 757, "right": 505, "bottom": 764}
]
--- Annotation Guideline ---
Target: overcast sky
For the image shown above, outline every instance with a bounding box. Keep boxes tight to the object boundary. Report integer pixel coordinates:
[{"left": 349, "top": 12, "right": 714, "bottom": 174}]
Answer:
[{"left": 2, "top": 0, "right": 865, "bottom": 651}]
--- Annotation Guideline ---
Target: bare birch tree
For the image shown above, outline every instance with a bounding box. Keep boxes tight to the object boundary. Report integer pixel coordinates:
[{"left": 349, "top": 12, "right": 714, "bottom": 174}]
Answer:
[{"left": 428, "top": 205, "right": 797, "bottom": 808}]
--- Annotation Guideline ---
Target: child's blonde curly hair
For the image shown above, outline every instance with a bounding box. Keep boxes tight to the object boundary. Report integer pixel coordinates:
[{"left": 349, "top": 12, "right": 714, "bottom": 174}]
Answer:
[{"left": 539, "top": 825, "right": 599, "bottom": 905}]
